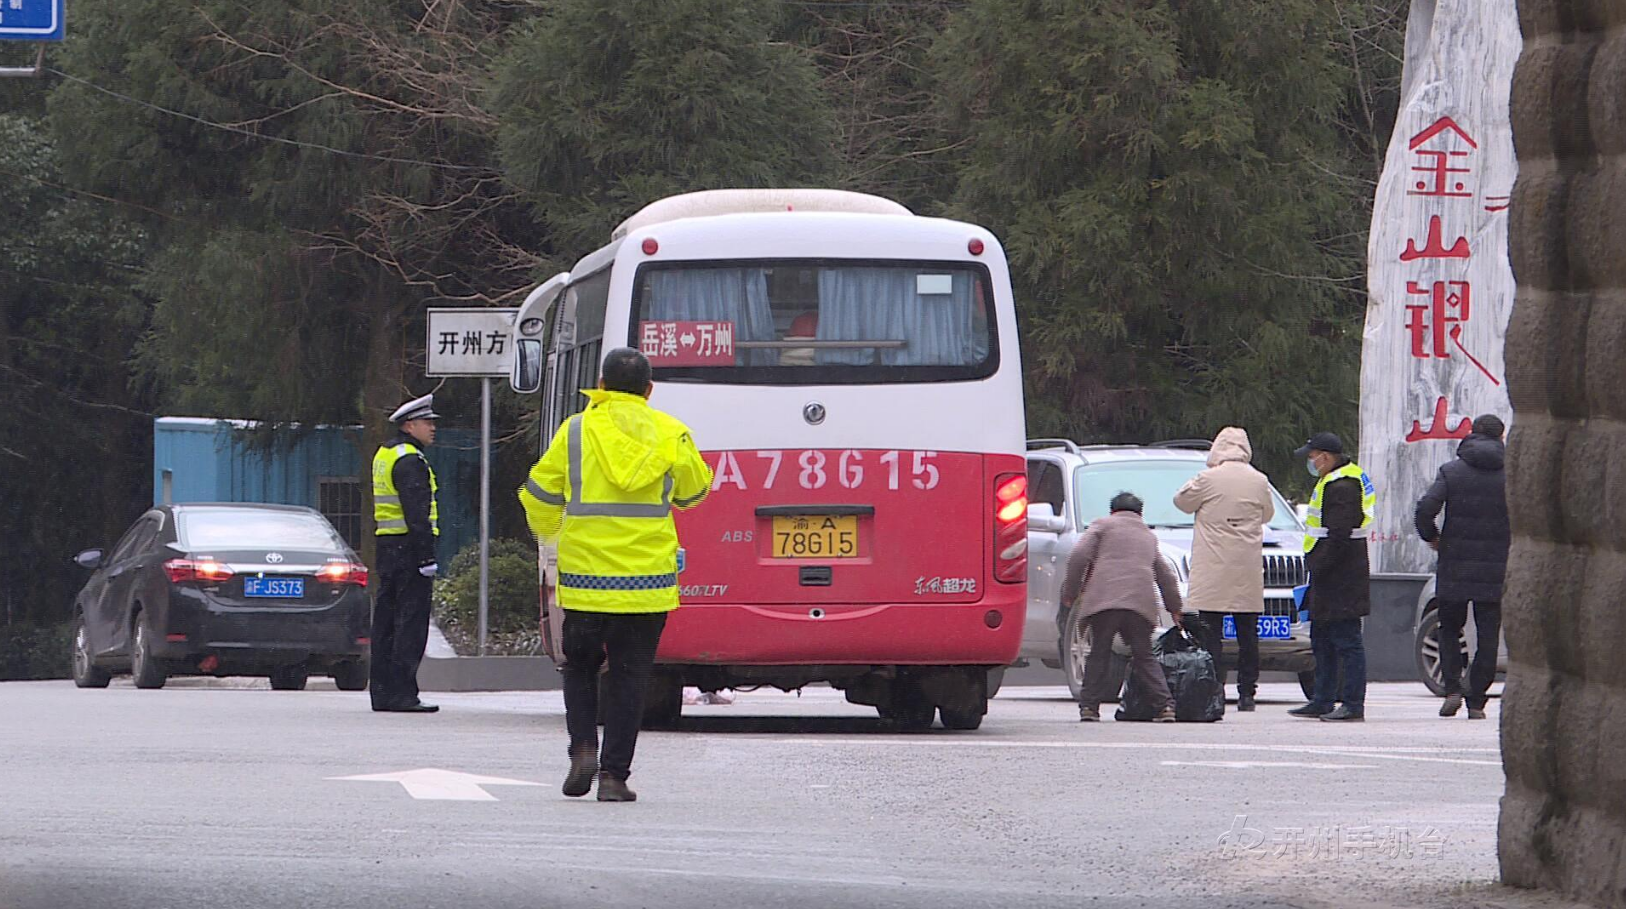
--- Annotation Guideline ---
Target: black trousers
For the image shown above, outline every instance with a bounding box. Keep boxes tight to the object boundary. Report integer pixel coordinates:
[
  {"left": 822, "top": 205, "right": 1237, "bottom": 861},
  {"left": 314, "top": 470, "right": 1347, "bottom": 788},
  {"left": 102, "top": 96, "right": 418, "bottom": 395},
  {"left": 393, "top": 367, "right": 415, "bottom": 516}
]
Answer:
[
  {"left": 561, "top": 610, "right": 668, "bottom": 781},
  {"left": 369, "top": 561, "right": 433, "bottom": 709},
  {"left": 1199, "top": 611, "right": 1260, "bottom": 697},
  {"left": 1079, "top": 609, "right": 1171, "bottom": 710},
  {"left": 1436, "top": 599, "right": 1502, "bottom": 709}
]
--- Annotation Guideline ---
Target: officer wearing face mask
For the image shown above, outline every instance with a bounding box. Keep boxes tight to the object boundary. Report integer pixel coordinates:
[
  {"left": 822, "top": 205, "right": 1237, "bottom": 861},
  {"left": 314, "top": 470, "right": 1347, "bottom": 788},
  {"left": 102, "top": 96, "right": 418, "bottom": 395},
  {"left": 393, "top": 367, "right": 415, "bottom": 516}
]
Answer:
[{"left": 1288, "top": 432, "right": 1374, "bottom": 723}]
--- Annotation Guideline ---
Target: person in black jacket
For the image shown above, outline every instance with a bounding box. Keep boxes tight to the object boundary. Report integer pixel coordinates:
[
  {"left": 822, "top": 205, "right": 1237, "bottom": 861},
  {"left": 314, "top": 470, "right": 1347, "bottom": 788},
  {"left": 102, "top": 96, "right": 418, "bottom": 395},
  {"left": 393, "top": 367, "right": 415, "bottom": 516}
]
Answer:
[
  {"left": 1288, "top": 432, "right": 1372, "bottom": 722},
  {"left": 369, "top": 394, "right": 443, "bottom": 714},
  {"left": 1415, "top": 414, "right": 1509, "bottom": 720}
]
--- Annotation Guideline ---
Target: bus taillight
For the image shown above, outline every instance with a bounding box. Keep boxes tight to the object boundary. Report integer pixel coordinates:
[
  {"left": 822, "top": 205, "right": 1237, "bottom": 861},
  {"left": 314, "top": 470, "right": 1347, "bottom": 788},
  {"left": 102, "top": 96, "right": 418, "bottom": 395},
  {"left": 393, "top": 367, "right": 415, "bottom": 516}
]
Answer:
[{"left": 993, "top": 473, "right": 1028, "bottom": 584}]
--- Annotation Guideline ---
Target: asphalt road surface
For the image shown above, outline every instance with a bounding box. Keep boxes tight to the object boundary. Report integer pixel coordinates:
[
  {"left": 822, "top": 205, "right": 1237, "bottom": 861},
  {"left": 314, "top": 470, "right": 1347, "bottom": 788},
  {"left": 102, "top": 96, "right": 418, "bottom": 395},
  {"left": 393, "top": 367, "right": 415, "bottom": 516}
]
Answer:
[{"left": 0, "top": 678, "right": 1587, "bottom": 909}]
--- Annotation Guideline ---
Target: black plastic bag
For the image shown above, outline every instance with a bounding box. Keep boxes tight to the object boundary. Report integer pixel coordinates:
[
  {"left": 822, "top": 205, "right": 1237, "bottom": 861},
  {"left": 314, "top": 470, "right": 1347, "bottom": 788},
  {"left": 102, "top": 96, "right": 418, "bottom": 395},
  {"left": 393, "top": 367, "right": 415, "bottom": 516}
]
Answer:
[{"left": 1115, "top": 626, "right": 1225, "bottom": 722}]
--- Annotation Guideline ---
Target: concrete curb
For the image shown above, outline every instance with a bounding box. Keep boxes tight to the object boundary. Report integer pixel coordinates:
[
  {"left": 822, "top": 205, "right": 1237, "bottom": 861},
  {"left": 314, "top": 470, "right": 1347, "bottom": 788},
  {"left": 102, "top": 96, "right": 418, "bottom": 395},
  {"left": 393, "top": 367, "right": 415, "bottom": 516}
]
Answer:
[{"left": 416, "top": 655, "right": 560, "bottom": 692}]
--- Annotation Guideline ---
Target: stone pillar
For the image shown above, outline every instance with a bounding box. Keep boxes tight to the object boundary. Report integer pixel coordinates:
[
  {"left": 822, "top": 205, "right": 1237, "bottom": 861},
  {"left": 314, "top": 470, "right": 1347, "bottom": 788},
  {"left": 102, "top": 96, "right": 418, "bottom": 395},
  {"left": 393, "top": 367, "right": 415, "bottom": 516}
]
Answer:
[{"left": 1500, "top": 2, "right": 1626, "bottom": 904}]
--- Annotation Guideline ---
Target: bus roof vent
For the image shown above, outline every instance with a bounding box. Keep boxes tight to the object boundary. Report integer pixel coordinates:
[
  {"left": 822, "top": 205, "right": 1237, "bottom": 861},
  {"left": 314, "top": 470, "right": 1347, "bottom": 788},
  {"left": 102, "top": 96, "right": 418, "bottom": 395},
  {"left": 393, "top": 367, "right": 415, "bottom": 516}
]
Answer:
[{"left": 611, "top": 189, "right": 912, "bottom": 240}]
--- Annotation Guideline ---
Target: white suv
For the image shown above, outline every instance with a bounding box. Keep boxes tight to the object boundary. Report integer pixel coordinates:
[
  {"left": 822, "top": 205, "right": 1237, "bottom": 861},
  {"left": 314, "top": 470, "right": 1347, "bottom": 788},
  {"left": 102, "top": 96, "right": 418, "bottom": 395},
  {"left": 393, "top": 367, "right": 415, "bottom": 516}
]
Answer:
[{"left": 1022, "top": 439, "right": 1317, "bottom": 699}]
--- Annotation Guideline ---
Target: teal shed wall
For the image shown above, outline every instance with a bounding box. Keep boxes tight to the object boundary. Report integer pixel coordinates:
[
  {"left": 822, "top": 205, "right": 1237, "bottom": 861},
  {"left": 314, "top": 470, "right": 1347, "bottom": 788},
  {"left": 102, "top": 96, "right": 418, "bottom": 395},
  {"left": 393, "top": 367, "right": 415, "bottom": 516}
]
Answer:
[{"left": 153, "top": 418, "right": 482, "bottom": 565}]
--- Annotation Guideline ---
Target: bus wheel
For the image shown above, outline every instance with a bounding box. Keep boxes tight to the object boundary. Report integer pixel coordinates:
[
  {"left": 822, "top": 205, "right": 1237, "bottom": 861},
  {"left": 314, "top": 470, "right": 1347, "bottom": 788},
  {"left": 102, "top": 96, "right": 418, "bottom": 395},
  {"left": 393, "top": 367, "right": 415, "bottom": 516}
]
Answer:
[
  {"left": 641, "top": 673, "right": 683, "bottom": 730},
  {"left": 938, "top": 705, "right": 984, "bottom": 731},
  {"left": 879, "top": 686, "right": 935, "bottom": 732}
]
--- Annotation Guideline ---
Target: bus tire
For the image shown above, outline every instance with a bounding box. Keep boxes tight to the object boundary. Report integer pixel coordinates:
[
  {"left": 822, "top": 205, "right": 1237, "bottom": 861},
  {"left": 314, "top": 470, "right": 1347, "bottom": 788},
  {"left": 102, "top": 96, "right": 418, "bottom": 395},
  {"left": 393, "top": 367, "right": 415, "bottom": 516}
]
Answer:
[
  {"left": 641, "top": 673, "right": 684, "bottom": 730},
  {"left": 938, "top": 705, "right": 984, "bottom": 731},
  {"left": 986, "top": 666, "right": 1006, "bottom": 699},
  {"left": 880, "top": 685, "right": 935, "bottom": 732}
]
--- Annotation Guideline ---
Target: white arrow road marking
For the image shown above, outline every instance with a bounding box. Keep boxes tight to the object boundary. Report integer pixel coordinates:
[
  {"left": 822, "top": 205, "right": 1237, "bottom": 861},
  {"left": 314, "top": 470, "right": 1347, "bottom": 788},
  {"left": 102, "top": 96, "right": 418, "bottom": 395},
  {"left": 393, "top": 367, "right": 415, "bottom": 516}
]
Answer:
[
  {"left": 329, "top": 768, "right": 545, "bottom": 801},
  {"left": 1161, "top": 760, "right": 1378, "bottom": 770}
]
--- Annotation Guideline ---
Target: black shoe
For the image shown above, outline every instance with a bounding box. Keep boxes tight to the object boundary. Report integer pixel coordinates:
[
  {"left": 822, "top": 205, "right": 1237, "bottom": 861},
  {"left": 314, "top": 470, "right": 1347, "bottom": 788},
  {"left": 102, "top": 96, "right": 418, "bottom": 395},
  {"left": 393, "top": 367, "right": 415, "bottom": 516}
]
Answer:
[
  {"left": 1440, "top": 694, "right": 1463, "bottom": 717},
  {"left": 1320, "top": 705, "right": 1364, "bottom": 722},
  {"left": 373, "top": 700, "right": 439, "bottom": 713},
  {"left": 597, "top": 774, "right": 637, "bottom": 802},
  {"left": 563, "top": 748, "right": 597, "bottom": 798},
  {"left": 1078, "top": 705, "right": 1100, "bottom": 722},
  {"left": 1467, "top": 707, "right": 1488, "bottom": 720},
  {"left": 1289, "top": 703, "right": 1334, "bottom": 718},
  {"left": 1237, "top": 695, "right": 1256, "bottom": 712}
]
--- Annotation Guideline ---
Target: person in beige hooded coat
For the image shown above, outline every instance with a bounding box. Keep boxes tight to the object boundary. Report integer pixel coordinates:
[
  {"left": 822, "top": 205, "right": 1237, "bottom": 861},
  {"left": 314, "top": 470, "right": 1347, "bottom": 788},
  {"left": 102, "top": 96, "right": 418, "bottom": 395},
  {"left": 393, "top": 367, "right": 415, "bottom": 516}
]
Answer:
[{"left": 1174, "top": 427, "right": 1273, "bottom": 711}]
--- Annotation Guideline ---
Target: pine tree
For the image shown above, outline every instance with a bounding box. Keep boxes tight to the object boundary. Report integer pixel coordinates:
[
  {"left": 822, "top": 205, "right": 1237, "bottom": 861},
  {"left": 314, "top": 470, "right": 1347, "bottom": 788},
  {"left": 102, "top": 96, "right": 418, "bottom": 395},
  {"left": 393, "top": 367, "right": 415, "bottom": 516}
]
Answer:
[
  {"left": 935, "top": 0, "right": 1372, "bottom": 483},
  {"left": 491, "top": 0, "right": 838, "bottom": 258},
  {"left": 0, "top": 115, "right": 152, "bottom": 628}
]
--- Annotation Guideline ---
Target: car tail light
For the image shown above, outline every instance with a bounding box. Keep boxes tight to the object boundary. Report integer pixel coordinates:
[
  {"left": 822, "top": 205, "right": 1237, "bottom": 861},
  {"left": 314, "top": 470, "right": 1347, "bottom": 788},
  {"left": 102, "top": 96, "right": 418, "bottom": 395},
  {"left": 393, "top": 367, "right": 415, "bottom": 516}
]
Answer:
[
  {"left": 993, "top": 473, "right": 1028, "bottom": 584},
  {"left": 317, "top": 561, "right": 369, "bottom": 587},
  {"left": 164, "top": 558, "right": 234, "bottom": 584}
]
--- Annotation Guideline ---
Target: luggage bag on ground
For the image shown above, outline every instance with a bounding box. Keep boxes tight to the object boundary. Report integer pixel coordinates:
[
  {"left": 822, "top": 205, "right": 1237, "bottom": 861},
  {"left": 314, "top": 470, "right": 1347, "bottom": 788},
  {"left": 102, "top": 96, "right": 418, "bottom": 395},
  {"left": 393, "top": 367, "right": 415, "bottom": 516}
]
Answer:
[{"left": 1115, "top": 626, "right": 1225, "bottom": 722}]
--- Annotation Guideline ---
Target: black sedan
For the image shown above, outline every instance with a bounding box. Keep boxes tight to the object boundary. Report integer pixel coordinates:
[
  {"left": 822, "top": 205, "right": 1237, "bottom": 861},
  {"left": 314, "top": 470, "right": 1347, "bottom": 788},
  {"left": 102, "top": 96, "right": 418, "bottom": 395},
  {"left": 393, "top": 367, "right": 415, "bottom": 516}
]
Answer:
[{"left": 71, "top": 503, "right": 372, "bottom": 691}]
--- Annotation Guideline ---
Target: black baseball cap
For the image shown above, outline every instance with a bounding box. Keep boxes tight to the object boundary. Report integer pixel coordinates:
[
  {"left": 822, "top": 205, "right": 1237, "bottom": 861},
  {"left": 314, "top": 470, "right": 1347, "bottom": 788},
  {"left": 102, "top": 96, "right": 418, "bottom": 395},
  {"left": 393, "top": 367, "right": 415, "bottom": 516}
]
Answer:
[{"left": 1293, "top": 432, "right": 1344, "bottom": 459}]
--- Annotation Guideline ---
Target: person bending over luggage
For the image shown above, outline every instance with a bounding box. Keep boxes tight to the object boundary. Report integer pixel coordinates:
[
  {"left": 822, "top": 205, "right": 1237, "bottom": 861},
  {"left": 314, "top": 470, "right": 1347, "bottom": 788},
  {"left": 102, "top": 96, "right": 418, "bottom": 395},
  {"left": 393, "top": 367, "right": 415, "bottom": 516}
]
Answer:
[{"left": 1059, "top": 492, "right": 1186, "bottom": 722}]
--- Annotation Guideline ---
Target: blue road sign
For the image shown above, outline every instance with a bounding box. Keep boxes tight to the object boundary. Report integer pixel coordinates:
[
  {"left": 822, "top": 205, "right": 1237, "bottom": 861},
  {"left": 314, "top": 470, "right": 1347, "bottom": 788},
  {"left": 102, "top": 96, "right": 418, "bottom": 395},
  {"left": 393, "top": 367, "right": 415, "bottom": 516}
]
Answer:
[{"left": 0, "top": 0, "right": 65, "bottom": 41}]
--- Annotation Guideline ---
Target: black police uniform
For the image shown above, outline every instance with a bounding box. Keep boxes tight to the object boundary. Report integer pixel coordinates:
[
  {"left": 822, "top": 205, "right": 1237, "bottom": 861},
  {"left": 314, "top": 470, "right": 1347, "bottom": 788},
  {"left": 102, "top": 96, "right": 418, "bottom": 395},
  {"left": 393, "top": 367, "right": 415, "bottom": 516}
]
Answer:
[{"left": 370, "top": 432, "right": 439, "bottom": 712}]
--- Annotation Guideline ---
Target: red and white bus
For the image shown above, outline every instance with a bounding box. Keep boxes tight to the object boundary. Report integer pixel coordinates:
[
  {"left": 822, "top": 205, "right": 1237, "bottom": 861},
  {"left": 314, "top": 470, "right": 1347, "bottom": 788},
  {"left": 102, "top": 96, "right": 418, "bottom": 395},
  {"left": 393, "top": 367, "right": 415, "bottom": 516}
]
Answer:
[{"left": 509, "top": 189, "right": 1026, "bottom": 730}]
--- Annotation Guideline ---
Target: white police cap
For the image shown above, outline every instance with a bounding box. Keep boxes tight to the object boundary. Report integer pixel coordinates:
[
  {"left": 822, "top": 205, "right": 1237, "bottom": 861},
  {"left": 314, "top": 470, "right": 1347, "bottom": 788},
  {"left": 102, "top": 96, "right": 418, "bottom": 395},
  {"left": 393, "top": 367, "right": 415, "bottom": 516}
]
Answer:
[{"left": 390, "top": 393, "right": 440, "bottom": 423}]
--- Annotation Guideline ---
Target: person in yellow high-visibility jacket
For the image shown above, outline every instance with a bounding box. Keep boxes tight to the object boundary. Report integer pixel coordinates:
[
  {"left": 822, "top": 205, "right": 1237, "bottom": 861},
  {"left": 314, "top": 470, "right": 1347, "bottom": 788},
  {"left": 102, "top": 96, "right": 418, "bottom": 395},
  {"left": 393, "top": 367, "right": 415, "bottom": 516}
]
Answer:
[
  {"left": 370, "top": 393, "right": 443, "bottom": 714},
  {"left": 518, "top": 348, "right": 712, "bottom": 802}
]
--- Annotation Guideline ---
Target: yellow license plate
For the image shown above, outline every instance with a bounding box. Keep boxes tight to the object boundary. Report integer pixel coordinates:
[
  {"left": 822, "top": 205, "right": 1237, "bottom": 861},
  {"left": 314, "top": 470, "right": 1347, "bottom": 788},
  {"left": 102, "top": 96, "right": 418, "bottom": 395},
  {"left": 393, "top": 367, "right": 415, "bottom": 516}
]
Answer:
[{"left": 771, "top": 515, "right": 860, "bottom": 559}]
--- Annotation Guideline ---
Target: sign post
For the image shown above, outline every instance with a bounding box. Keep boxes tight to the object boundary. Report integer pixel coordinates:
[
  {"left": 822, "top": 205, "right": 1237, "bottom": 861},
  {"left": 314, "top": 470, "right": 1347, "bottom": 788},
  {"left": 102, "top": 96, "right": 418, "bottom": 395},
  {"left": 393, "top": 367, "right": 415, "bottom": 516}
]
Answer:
[{"left": 426, "top": 308, "right": 516, "bottom": 656}]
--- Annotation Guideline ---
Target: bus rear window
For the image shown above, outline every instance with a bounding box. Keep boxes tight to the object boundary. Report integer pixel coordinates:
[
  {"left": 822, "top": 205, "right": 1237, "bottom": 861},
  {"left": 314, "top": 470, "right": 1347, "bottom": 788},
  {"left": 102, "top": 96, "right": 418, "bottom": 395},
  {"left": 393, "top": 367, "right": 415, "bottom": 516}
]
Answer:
[{"left": 629, "top": 260, "right": 997, "bottom": 384}]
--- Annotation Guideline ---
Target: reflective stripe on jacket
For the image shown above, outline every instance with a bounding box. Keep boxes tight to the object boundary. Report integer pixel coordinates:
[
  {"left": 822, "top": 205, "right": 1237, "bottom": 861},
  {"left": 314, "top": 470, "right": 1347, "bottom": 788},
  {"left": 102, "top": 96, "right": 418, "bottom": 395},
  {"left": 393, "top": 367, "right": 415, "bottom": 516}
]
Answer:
[
  {"left": 518, "top": 389, "right": 713, "bottom": 613},
  {"left": 373, "top": 442, "right": 439, "bottom": 536},
  {"left": 1303, "top": 462, "right": 1373, "bottom": 552}
]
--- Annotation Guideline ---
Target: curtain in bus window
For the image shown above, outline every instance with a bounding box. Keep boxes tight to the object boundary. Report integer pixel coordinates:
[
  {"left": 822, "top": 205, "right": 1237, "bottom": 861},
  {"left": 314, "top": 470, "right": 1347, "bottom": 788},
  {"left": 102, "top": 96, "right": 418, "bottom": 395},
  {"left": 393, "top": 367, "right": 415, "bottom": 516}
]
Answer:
[
  {"left": 814, "top": 268, "right": 979, "bottom": 366},
  {"left": 644, "top": 269, "right": 775, "bottom": 365}
]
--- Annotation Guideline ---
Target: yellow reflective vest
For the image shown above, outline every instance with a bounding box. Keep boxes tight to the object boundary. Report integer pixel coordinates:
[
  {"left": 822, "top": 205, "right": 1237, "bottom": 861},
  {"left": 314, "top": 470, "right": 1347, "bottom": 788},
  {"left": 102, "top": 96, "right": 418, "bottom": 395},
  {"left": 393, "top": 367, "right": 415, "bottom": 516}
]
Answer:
[
  {"left": 518, "top": 389, "right": 714, "bottom": 613},
  {"left": 1304, "top": 461, "right": 1374, "bottom": 553},
  {"left": 373, "top": 441, "right": 439, "bottom": 536}
]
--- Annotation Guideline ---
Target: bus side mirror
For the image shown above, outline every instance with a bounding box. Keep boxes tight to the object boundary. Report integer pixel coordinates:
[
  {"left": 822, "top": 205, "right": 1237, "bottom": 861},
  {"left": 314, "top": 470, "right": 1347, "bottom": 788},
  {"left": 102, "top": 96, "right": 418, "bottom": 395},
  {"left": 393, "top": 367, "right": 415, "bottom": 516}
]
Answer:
[
  {"left": 513, "top": 339, "right": 543, "bottom": 394},
  {"left": 510, "top": 272, "right": 570, "bottom": 394}
]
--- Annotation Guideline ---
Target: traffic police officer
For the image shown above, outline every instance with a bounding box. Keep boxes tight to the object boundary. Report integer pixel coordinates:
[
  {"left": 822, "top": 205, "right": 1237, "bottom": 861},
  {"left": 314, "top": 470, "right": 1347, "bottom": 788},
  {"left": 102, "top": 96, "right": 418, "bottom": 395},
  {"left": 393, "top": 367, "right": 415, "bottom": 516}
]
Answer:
[
  {"left": 370, "top": 393, "right": 442, "bottom": 713},
  {"left": 1288, "top": 431, "right": 1375, "bottom": 722},
  {"left": 519, "top": 348, "right": 713, "bottom": 802}
]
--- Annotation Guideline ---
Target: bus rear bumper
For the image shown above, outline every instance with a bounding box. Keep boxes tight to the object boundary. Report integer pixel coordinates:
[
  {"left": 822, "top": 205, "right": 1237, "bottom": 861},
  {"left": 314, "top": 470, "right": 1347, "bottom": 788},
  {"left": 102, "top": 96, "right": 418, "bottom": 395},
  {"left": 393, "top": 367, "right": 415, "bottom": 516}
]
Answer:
[{"left": 654, "top": 596, "right": 1025, "bottom": 666}]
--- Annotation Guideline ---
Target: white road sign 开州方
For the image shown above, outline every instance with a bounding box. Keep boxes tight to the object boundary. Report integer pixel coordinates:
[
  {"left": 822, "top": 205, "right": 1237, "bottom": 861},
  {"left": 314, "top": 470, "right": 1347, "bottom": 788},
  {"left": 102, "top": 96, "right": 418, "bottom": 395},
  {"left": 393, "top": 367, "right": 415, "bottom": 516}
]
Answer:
[{"left": 426, "top": 308, "right": 518, "bottom": 378}]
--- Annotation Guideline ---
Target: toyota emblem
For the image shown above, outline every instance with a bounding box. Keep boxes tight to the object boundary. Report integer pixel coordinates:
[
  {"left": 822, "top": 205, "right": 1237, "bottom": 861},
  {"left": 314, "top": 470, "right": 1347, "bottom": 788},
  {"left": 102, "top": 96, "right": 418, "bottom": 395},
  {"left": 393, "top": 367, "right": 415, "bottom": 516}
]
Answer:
[
  {"left": 803, "top": 402, "right": 826, "bottom": 425},
  {"left": 265, "top": 552, "right": 284, "bottom": 564}
]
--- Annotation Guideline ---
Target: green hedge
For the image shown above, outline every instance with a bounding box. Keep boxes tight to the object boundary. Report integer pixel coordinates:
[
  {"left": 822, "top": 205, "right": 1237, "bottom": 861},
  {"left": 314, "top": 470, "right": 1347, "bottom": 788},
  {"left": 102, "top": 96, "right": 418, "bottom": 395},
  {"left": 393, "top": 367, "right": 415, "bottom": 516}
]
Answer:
[
  {"left": 0, "top": 623, "right": 72, "bottom": 681},
  {"left": 430, "top": 539, "right": 543, "bottom": 656}
]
